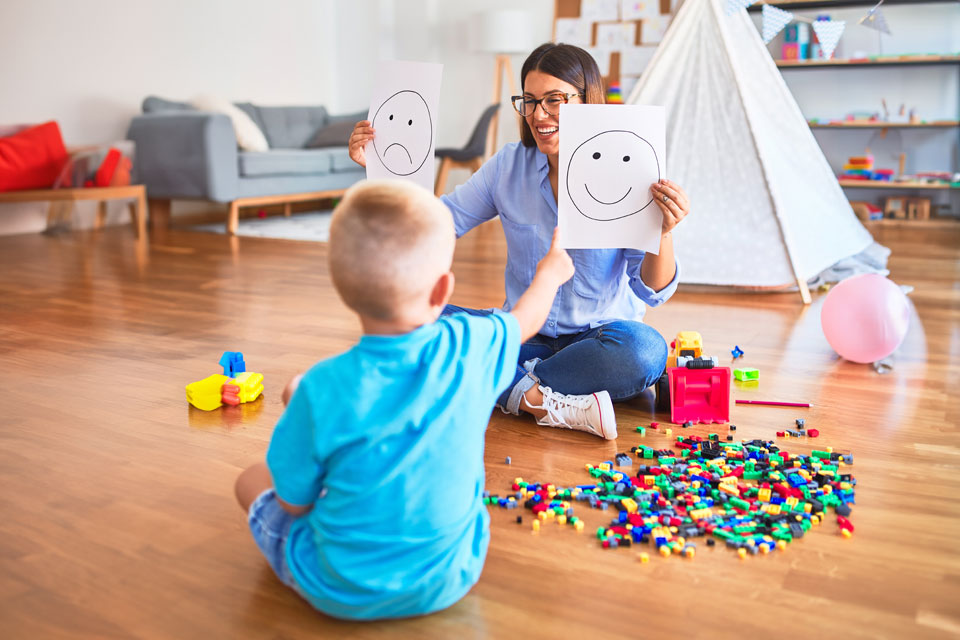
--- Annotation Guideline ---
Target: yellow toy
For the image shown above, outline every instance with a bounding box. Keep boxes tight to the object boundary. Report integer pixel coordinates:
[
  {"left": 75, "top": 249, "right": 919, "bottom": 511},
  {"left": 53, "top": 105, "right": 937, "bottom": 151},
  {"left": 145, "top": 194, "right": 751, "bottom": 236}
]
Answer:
[
  {"left": 185, "top": 374, "right": 231, "bottom": 411},
  {"left": 186, "top": 353, "right": 264, "bottom": 411},
  {"left": 666, "top": 331, "right": 703, "bottom": 368}
]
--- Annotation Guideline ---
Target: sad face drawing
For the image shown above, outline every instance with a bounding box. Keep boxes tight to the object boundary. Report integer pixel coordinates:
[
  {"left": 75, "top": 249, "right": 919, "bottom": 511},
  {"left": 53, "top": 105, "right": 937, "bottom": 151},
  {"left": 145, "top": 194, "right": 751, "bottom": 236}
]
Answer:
[
  {"left": 371, "top": 90, "right": 433, "bottom": 176},
  {"left": 565, "top": 130, "right": 661, "bottom": 222}
]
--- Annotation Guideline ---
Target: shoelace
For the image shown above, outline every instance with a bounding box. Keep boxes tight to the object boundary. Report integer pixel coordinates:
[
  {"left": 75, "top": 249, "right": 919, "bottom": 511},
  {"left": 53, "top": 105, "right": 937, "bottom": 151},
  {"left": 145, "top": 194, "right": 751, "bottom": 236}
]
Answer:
[{"left": 538, "top": 386, "right": 591, "bottom": 428}]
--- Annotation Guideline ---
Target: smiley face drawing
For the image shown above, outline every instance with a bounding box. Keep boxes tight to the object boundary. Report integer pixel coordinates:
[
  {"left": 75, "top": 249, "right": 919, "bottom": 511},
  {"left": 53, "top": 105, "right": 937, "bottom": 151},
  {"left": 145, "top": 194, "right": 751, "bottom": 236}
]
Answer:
[
  {"left": 565, "top": 130, "right": 660, "bottom": 222},
  {"left": 371, "top": 90, "right": 433, "bottom": 176}
]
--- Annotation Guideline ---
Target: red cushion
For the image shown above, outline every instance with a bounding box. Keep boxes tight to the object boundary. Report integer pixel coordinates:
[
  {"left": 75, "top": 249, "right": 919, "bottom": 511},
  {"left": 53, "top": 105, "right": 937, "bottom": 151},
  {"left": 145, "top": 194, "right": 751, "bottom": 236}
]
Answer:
[{"left": 0, "top": 121, "right": 68, "bottom": 192}]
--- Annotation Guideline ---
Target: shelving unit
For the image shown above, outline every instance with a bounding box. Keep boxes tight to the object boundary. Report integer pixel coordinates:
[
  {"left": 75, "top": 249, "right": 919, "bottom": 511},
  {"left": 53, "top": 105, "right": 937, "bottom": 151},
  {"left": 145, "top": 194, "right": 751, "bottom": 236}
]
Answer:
[
  {"left": 765, "top": 2, "right": 960, "bottom": 222},
  {"left": 777, "top": 54, "right": 960, "bottom": 68},
  {"left": 809, "top": 121, "right": 959, "bottom": 128},
  {"left": 838, "top": 180, "right": 960, "bottom": 189}
]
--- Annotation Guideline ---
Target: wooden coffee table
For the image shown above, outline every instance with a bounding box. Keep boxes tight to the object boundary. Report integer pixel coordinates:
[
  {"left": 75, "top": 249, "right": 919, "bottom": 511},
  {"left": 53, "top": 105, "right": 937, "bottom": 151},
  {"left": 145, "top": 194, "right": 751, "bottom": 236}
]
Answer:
[{"left": 0, "top": 184, "right": 147, "bottom": 239}]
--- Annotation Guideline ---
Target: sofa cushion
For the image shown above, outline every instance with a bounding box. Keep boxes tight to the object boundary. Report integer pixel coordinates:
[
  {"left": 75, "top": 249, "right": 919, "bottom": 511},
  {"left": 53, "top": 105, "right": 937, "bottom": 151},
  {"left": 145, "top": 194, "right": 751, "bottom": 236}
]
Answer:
[
  {"left": 305, "top": 120, "right": 355, "bottom": 149},
  {"left": 328, "top": 148, "right": 360, "bottom": 174},
  {"left": 0, "top": 121, "right": 68, "bottom": 191},
  {"left": 142, "top": 96, "right": 193, "bottom": 113},
  {"left": 238, "top": 149, "right": 335, "bottom": 177},
  {"left": 190, "top": 95, "right": 269, "bottom": 152},
  {"left": 254, "top": 105, "right": 329, "bottom": 149}
]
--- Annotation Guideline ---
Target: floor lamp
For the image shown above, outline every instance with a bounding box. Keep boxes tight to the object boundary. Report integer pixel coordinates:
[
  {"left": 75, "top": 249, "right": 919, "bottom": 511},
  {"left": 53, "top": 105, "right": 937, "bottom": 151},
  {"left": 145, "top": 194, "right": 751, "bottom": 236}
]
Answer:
[{"left": 476, "top": 10, "right": 535, "bottom": 160}]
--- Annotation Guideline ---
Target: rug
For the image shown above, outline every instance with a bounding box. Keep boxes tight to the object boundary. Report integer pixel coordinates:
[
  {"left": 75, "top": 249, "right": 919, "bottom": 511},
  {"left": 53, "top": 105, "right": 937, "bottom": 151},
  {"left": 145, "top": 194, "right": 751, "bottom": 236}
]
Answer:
[{"left": 189, "top": 210, "right": 333, "bottom": 242}]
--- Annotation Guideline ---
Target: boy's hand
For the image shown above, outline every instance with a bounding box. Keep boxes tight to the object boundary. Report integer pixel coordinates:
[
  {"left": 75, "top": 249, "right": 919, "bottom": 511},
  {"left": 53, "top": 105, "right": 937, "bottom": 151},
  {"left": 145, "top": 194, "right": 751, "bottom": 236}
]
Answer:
[
  {"left": 281, "top": 374, "right": 303, "bottom": 407},
  {"left": 536, "top": 228, "right": 575, "bottom": 287},
  {"left": 348, "top": 120, "right": 375, "bottom": 168}
]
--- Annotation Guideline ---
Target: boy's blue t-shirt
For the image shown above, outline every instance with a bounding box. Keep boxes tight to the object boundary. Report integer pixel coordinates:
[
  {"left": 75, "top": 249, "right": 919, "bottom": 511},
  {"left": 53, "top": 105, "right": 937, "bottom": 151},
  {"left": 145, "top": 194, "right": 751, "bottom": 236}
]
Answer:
[{"left": 266, "top": 311, "right": 521, "bottom": 620}]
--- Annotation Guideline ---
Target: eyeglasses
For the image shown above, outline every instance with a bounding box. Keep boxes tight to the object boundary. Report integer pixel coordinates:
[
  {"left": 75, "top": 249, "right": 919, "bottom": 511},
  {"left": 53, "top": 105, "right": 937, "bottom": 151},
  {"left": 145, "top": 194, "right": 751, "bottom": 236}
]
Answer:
[{"left": 511, "top": 92, "right": 584, "bottom": 117}]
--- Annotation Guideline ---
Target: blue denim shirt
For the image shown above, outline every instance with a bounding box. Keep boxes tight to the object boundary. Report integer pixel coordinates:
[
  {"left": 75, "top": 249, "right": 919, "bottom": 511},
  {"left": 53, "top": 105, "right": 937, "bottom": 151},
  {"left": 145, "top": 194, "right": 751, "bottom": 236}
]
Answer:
[{"left": 441, "top": 142, "right": 680, "bottom": 338}]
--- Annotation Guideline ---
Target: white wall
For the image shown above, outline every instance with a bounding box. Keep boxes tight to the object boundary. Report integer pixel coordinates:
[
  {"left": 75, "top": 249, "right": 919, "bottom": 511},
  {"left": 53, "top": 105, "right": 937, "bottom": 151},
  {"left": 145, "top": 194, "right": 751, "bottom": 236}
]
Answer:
[{"left": 0, "top": 0, "right": 337, "bottom": 234}]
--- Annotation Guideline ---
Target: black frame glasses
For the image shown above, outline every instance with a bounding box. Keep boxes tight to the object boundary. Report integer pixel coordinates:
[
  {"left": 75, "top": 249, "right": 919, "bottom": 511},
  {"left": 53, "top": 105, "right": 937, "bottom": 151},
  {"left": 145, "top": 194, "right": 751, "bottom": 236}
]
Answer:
[{"left": 511, "top": 92, "right": 584, "bottom": 117}]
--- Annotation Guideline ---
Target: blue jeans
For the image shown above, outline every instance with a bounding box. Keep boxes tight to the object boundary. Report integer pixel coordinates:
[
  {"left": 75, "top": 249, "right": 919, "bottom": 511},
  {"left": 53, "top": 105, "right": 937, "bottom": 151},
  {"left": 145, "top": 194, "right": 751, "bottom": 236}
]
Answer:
[{"left": 442, "top": 305, "right": 668, "bottom": 414}]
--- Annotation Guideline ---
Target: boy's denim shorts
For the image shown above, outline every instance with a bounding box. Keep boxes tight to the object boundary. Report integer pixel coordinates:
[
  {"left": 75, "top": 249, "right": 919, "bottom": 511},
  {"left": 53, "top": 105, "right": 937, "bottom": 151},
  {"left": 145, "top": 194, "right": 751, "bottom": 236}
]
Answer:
[{"left": 248, "top": 488, "right": 298, "bottom": 588}]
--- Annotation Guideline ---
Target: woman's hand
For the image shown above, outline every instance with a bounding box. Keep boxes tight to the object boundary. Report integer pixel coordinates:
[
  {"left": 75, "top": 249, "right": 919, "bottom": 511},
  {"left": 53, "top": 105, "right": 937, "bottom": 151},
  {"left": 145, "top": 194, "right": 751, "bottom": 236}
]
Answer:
[
  {"left": 348, "top": 120, "right": 375, "bottom": 168},
  {"left": 651, "top": 179, "right": 690, "bottom": 235}
]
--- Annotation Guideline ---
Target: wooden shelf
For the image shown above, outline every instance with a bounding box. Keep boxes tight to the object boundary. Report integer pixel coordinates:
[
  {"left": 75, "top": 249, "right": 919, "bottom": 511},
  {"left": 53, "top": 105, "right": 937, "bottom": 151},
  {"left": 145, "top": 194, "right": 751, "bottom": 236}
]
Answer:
[
  {"left": 810, "top": 121, "right": 960, "bottom": 128},
  {"left": 750, "top": 0, "right": 959, "bottom": 11},
  {"left": 839, "top": 179, "right": 960, "bottom": 189},
  {"left": 864, "top": 217, "right": 960, "bottom": 230},
  {"left": 777, "top": 55, "right": 960, "bottom": 69}
]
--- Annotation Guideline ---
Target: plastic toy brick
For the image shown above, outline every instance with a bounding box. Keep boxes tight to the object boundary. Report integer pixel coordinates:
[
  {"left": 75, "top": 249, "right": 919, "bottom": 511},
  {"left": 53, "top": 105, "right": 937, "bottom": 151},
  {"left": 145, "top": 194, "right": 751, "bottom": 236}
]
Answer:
[
  {"left": 733, "top": 367, "right": 759, "bottom": 381},
  {"left": 232, "top": 371, "right": 263, "bottom": 403},
  {"left": 731, "top": 345, "right": 744, "bottom": 359},
  {"left": 186, "top": 374, "right": 230, "bottom": 411},
  {"left": 668, "top": 365, "right": 731, "bottom": 424},
  {"left": 219, "top": 351, "right": 246, "bottom": 377}
]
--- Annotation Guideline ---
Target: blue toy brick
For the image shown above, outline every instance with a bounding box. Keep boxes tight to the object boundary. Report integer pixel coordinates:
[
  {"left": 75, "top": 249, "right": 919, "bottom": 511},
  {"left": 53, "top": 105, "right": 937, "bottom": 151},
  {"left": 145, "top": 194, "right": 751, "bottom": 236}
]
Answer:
[
  {"left": 505, "top": 456, "right": 511, "bottom": 465},
  {"left": 219, "top": 351, "right": 246, "bottom": 377}
]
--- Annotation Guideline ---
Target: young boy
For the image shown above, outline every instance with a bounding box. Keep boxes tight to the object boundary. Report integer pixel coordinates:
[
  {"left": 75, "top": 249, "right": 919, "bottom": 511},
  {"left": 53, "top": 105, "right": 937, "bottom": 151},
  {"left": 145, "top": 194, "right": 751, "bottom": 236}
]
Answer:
[{"left": 234, "top": 179, "right": 575, "bottom": 620}]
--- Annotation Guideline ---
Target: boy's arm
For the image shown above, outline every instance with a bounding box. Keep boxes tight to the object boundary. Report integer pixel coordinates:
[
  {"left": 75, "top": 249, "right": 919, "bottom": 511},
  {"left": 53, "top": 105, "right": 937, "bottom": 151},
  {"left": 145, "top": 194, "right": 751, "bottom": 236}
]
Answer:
[{"left": 509, "top": 228, "right": 574, "bottom": 342}]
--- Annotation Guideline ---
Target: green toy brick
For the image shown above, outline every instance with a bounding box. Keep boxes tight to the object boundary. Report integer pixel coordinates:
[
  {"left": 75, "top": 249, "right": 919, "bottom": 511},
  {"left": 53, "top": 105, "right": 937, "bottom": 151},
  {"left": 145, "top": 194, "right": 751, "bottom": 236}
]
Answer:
[{"left": 733, "top": 367, "right": 759, "bottom": 381}]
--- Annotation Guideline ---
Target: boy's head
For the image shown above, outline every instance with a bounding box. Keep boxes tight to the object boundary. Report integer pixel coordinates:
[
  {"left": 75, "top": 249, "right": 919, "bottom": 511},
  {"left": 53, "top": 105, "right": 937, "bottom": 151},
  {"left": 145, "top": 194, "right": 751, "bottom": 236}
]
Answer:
[{"left": 329, "top": 180, "right": 455, "bottom": 322}]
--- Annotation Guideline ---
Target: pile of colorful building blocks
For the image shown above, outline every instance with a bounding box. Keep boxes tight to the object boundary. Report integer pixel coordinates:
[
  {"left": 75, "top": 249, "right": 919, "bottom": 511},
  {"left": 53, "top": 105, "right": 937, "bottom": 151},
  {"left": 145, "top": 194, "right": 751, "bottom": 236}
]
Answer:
[
  {"left": 485, "top": 435, "right": 855, "bottom": 560},
  {"left": 838, "top": 154, "right": 895, "bottom": 182}
]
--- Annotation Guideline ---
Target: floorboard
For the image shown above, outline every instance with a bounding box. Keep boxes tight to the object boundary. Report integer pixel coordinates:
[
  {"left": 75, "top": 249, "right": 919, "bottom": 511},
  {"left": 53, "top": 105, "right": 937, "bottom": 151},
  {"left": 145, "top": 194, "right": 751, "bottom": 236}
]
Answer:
[{"left": 0, "top": 220, "right": 958, "bottom": 638}]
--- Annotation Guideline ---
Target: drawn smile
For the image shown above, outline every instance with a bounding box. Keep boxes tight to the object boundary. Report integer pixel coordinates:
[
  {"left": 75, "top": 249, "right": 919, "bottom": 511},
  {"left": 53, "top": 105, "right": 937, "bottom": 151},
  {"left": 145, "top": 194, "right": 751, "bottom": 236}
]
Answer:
[
  {"left": 384, "top": 143, "right": 413, "bottom": 164},
  {"left": 584, "top": 184, "right": 632, "bottom": 205}
]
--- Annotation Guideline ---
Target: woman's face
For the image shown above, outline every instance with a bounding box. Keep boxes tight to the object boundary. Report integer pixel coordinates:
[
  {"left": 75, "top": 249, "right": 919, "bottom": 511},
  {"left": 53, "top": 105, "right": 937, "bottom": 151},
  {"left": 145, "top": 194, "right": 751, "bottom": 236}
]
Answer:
[{"left": 522, "top": 70, "right": 582, "bottom": 159}]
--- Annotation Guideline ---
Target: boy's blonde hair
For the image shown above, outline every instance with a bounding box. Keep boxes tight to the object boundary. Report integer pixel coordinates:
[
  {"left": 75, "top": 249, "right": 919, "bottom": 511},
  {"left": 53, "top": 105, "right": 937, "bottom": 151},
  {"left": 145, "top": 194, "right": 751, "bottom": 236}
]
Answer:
[{"left": 329, "top": 180, "right": 455, "bottom": 320}]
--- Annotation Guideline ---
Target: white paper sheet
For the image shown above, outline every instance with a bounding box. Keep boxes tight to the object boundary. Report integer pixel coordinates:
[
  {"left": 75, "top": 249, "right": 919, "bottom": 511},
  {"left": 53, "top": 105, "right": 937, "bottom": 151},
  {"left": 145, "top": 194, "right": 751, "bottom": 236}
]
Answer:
[
  {"left": 620, "top": 46, "right": 658, "bottom": 74},
  {"left": 595, "top": 22, "right": 636, "bottom": 48},
  {"left": 365, "top": 60, "right": 443, "bottom": 191},
  {"left": 621, "top": 0, "right": 661, "bottom": 21},
  {"left": 641, "top": 15, "right": 670, "bottom": 43},
  {"left": 555, "top": 17, "right": 593, "bottom": 45},
  {"left": 580, "top": 0, "right": 621, "bottom": 21},
  {"left": 558, "top": 104, "right": 665, "bottom": 252},
  {"left": 583, "top": 47, "right": 612, "bottom": 76}
]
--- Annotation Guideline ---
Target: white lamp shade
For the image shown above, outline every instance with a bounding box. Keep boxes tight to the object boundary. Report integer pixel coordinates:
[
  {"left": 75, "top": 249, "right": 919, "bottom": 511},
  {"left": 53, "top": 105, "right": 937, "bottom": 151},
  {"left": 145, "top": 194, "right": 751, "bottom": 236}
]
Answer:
[{"left": 475, "top": 10, "right": 536, "bottom": 54}]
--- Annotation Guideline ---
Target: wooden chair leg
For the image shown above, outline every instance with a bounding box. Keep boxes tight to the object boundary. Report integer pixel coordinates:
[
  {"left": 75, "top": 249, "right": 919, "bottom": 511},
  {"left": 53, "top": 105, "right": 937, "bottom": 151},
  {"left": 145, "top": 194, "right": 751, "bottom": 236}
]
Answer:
[
  {"left": 227, "top": 201, "right": 241, "bottom": 235},
  {"left": 435, "top": 158, "right": 452, "bottom": 197},
  {"left": 95, "top": 201, "right": 108, "bottom": 229},
  {"left": 148, "top": 198, "right": 171, "bottom": 231}
]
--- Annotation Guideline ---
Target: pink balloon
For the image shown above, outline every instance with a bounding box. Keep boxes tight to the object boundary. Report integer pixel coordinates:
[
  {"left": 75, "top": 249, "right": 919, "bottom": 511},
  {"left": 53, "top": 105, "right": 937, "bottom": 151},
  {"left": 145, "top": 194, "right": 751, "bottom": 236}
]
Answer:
[{"left": 820, "top": 274, "right": 910, "bottom": 364}]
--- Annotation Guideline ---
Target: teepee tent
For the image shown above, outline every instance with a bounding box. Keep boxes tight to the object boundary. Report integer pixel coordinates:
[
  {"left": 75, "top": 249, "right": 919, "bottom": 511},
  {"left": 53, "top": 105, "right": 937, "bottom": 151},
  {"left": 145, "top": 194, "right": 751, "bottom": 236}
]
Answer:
[{"left": 626, "top": 0, "right": 875, "bottom": 303}]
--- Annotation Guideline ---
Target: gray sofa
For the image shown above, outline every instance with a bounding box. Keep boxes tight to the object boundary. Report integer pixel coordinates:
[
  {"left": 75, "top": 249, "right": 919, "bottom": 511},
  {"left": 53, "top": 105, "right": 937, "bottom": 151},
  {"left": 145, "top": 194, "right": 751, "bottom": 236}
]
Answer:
[{"left": 126, "top": 96, "right": 365, "bottom": 233}]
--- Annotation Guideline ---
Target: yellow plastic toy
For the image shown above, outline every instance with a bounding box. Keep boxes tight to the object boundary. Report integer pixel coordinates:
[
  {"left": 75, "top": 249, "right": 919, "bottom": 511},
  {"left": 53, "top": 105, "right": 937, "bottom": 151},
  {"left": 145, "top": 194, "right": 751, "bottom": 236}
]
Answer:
[
  {"left": 186, "top": 369, "right": 264, "bottom": 411},
  {"left": 666, "top": 331, "right": 703, "bottom": 368},
  {"left": 185, "top": 374, "right": 230, "bottom": 411}
]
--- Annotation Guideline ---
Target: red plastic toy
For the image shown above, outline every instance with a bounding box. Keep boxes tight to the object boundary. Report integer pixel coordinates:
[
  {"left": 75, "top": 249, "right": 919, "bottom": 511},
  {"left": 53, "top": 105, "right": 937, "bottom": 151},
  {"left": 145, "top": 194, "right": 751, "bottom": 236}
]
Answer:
[{"left": 668, "top": 366, "right": 731, "bottom": 424}]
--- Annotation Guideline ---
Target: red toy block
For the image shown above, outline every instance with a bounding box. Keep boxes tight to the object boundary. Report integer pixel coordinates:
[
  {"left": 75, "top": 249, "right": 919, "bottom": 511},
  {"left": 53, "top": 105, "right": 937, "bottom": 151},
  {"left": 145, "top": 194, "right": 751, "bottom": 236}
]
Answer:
[{"left": 668, "top": 366, "right": 731, "bottom": 424}]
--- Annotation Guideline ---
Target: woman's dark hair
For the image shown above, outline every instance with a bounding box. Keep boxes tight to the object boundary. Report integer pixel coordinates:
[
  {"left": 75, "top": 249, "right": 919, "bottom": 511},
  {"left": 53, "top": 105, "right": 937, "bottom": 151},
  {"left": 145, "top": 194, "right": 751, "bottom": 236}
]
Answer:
[{"left": 518, "top": 42, "right": 606, "bottom": 147}]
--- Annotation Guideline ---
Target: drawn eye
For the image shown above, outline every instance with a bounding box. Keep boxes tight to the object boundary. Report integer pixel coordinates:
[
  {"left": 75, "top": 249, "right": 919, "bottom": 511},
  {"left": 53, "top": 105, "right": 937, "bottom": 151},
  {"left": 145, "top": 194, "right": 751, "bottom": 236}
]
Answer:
[
  {"left": 389, "top": 114, "right": 394, "bottom": 120},
  {"left": 623, "top": 156, "right": 630, "bottom": 162},
  {"left": 592, "top": 152, "right": 601, "bottom": 160},
  {"left": 408, "top": 119, "right": 413, "bottom": 125}
]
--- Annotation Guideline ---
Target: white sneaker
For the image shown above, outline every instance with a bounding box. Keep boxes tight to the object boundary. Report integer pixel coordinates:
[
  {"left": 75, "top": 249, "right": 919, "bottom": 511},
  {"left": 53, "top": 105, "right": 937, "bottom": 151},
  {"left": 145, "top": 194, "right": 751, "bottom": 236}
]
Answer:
[{"left": 532, "top": 386, "right": 618, "bottom": 440}]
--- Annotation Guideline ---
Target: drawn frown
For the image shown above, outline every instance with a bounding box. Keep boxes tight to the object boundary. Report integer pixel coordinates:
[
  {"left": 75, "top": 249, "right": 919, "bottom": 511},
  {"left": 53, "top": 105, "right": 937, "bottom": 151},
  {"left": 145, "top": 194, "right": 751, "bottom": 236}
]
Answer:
[
  {"left": 371, "top": 90, "right": 433, "bottom": 176},
  {"left": 565, "top": 130, "right": 660, "bottom": 222}
]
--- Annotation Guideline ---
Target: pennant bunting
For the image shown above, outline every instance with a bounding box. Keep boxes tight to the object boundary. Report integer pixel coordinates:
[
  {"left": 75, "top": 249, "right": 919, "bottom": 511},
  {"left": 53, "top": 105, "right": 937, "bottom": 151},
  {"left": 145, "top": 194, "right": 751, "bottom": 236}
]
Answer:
[
  {"left": 859, "top": 3, "right": 891, "bottom": 35},
  {"left": 725, "top": 0, "right": 755, "bottom": 17},
  {"left": 812, "top": 19, "right": 845, "bottom": 59},
  {"left": 761, "top": 4, "right": 794, "bottom": 43}
]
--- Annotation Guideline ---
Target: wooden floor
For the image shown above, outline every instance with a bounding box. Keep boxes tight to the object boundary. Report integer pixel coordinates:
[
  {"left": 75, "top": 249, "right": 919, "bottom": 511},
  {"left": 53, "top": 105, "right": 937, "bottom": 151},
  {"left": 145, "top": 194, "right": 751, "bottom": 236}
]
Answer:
[{"left": 1, "top": 220, "right": 958, "bottom": 639}]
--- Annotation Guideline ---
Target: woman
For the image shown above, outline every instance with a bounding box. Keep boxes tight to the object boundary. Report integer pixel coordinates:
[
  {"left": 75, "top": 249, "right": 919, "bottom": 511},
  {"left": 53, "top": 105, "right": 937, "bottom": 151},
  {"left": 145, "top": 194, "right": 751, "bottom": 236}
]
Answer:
[{"left": 348, "top": 42, "right": 691, "bottom": 440}]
